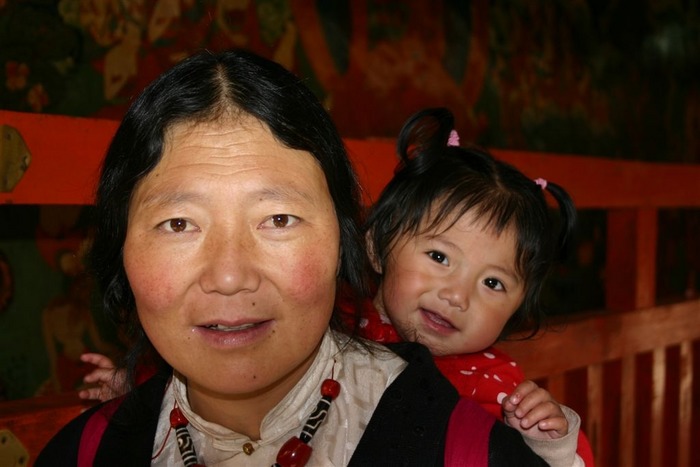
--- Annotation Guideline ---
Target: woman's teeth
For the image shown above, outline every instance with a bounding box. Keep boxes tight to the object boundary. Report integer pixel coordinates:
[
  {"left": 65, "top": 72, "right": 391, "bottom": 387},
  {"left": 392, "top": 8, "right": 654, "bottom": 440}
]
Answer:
[{"left": 206, "top": 323, "right": 257, "bottom": 331}]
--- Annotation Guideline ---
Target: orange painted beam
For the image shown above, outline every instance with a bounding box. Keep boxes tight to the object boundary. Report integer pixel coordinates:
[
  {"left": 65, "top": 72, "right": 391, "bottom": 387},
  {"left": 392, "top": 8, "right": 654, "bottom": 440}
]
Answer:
[
  {"left": 0, "top": 110, "right": 118, "bottom": 205},
  {"left": 340, "top": 140, "right": 700, "bottom": 209},
  {"left": 490, "top": 149, "right": 700, "bottom": 209},
  {"left": 2, "top": 110, "right": 699, "bottom": 208}
]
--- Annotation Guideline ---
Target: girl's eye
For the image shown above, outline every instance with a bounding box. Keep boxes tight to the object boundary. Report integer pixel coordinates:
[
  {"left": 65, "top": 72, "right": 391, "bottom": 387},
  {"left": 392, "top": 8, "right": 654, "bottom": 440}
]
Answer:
[
  {"left": 427, "top": 250, "right": 449, "bottom": 265},
  {"left": 484, "top": 277, "right": 505, "bottom": 291},
  {"left": 262, "top": 214, "right": 300, "bottom": 229},
  {"left": 162, "top": 218, "right": 194, "bottom": 233}
]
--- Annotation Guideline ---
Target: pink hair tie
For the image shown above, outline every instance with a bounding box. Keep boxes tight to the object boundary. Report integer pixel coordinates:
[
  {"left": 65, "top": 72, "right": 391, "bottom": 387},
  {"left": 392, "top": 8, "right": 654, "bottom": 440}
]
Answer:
[
  {"left": 534, "top": 178, "right": 548, "bottom": 190},
  {"left": 447, "top": 129, "right": 460, "bottom": 147}
]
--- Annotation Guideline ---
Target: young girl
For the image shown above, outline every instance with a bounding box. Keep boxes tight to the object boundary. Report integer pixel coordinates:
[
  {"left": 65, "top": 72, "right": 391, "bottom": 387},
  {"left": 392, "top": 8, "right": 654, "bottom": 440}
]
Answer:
[{"left": 356, "top": 107, "right": 594, "bottom": 465}]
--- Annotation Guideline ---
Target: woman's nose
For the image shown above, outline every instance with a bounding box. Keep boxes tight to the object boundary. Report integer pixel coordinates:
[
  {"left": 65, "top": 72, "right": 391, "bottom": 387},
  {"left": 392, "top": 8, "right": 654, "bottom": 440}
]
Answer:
[{"left": 198, "top": 232, "right": 261, "bottom": 295}]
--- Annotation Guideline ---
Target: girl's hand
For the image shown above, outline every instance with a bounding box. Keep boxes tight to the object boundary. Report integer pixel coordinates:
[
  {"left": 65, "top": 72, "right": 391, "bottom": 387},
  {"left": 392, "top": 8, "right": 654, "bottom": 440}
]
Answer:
[
  {"left": 78, "top": 353, "right": 126, "bottom": 402},
  {"left": 502, "top": 380, "right": 569, "bottom": 440}
]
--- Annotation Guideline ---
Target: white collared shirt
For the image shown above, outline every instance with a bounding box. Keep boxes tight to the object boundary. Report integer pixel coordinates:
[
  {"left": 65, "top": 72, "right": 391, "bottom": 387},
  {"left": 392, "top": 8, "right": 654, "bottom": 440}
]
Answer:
[{"left": 151, "top": 331, "right": 406, "bottom": 466}]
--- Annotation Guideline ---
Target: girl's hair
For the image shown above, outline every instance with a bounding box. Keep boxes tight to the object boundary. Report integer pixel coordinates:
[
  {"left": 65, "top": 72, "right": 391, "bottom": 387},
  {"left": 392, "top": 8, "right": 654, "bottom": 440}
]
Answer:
[
  {"left": 89, "top": 49, "right": 369, "bottom": 384},
  {"left": 366, "top": 107, "right": 577, "bottom": 339}
]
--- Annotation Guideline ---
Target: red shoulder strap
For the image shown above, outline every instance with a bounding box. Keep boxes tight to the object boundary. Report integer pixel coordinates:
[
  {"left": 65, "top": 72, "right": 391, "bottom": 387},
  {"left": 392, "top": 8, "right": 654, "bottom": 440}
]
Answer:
[
  {"left": 445, "top": 397, "right": 496, "bottom": 466},
  {"left": 77, "top": 397, "right": 123, "bottom": 467}
]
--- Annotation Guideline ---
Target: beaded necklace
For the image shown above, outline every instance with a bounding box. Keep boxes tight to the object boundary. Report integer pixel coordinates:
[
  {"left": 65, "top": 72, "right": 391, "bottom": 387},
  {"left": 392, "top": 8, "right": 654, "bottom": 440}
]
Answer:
[{"left": 167, "top": 377, "right": 341, "bottom": 467}]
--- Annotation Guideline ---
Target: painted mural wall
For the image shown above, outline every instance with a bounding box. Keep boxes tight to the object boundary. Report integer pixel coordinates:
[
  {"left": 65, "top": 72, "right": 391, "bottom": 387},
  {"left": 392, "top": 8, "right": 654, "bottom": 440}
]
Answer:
[
  {"left": 0, "top": 0, "right": 698, "bottom": 400},
  {"left": 1, "top": 0, "right": 698, "bottom": 161}
]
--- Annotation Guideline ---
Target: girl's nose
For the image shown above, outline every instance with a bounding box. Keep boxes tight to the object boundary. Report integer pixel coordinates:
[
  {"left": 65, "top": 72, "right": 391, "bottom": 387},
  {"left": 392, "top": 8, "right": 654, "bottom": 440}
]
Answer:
[
  {"left": 437, "top": 276, "right": 470, "bottom": 311},
  {"left": 198, "top": 231, "right": 261, "bottom": 295}
]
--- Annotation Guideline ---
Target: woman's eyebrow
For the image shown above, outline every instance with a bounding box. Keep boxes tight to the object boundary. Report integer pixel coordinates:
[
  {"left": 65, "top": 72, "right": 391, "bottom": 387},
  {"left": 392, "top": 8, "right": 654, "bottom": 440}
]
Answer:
[
  {"left": 251, "top": 185, "right": 317, "bottom": 204},
  {"left": 138, "top": 191, "right": 206, "bottom": 209},
  {"left": 139, "top": 184, "right": 318, "bottom": 209}
]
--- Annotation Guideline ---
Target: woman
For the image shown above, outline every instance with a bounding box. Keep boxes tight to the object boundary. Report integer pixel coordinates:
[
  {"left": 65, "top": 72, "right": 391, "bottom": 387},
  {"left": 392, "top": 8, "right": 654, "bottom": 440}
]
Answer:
[{"left": 37, "top": 49, "right": 546, "bottom": 466}]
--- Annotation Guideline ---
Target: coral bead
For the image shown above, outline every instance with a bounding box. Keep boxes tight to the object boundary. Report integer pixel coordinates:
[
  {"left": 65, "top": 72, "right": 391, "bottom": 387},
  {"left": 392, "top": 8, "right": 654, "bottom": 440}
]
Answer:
[
  {"left": 169, "top": 407, "right": 188, "bottom": 427},
  {"left": 276, "top": 436, "right": 312, "bottom": 467},
  {"left": 321, "top": 379, "right": 340, "bottom": 399}
]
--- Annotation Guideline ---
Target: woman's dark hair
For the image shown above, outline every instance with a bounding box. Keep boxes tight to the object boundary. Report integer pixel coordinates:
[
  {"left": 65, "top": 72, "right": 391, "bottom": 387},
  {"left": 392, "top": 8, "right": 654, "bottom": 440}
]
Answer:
[
  {"left": 366, "top": 107, "right": 577, "bottom": 340},
  {"left": 89, "top": 49, "right": 368, "bottom": 384}
]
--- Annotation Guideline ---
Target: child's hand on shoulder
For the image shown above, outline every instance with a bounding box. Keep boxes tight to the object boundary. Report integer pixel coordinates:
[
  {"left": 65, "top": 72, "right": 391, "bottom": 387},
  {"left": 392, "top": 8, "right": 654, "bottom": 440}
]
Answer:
[
  {"left": 501, "top": 380, "right": 568, "bottom": 440},
  {"left": 79, "top": 353, "right": 126, "bottom": 402}
]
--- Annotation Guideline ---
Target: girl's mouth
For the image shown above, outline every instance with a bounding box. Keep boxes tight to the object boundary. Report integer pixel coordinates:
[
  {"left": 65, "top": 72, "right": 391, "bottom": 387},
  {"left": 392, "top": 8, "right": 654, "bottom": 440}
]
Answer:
[{"left": 420, "top": 309, "right": 456, "bottom": 332}]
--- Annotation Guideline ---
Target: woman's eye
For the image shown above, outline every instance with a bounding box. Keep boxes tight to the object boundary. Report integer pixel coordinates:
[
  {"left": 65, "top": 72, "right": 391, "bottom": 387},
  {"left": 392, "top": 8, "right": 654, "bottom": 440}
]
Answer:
[
  {"left": 262, "top": 214, "right": 300, "bottom": 229},
  {"left": 484, "top": 277, "right": 505, "bottom": 291},
  {"left": 161, "top": 218, "right": 193, "bottom": 233},
  {"left": 427, "top": 251, "right": 448, "bottom": 265}
]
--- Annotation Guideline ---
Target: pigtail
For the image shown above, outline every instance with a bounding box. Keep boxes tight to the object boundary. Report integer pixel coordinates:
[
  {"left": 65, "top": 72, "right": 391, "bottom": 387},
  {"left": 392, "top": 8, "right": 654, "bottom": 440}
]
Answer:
[
  {"left": 396, "top": 108, "right": 455, "bottom": 172},
  {"left": 538, "top": 180, "right": 577, "bottom": 263}
]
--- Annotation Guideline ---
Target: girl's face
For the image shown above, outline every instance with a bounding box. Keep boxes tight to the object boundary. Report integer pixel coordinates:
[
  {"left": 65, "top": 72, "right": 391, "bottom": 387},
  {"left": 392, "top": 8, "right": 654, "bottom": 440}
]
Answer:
[
  {"left": 123, "top": 116, "right": 340, "bottom": 421},
  {"left": 372, "top": 209, "right": 525, "bottom": 356}
]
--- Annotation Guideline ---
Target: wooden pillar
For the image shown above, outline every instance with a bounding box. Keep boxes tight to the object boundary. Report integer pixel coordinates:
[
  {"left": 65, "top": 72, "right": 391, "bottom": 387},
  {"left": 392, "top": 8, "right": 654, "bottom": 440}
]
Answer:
[
  {"left": 605, "top": 208, "right": 658, "bottom": 311},
  {"left": 605, "top": 207, "right": 658, "bottom": 467}
]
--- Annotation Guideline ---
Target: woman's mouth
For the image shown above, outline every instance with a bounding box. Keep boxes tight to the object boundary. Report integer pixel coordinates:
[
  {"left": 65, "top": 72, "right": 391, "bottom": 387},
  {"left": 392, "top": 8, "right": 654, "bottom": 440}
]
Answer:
[
  {"left": 204, "top": 323, "right": 259, "bottom": 332},
  {"left": 195, "top": 320, "right": 273, "bottom": 348}
]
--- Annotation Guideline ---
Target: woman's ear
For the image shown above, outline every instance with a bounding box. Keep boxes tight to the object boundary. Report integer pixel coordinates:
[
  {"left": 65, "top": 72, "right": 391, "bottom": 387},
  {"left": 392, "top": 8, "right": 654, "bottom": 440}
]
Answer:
[{"left": 365, "top": 230, "right": 382, "bottom": 274}]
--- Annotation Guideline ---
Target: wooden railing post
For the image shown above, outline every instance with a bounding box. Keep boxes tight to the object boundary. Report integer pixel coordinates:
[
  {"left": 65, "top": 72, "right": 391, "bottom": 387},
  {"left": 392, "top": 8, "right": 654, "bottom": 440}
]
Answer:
[{"left": 678, "top": 340, "right": 693, "bottom": 467}]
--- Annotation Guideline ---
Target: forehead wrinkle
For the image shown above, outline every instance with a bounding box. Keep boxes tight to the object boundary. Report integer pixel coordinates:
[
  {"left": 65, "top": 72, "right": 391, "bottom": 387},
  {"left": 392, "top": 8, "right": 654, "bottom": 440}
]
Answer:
[{"left": 149, "top": 119, "right": 328, "bottom": 210}]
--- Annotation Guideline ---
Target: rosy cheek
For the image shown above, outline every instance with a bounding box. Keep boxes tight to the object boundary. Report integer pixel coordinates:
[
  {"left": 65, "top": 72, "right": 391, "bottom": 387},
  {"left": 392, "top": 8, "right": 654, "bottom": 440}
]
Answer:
[
  {"left": 132, "top": 277, "right": 174, "bottom": 315},
  {"left": 124, "top": 251, "right": 175, "bottom": 315},
  {"left": 284, "top": 253, "right": 337, "bottom": 305}
]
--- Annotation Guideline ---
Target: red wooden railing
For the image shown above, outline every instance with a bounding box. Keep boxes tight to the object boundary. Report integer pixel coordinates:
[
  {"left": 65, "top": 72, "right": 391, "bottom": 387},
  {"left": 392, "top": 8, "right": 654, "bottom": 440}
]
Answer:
[{"left": 1, "top": 110, "right": 699, "bottom": 466}]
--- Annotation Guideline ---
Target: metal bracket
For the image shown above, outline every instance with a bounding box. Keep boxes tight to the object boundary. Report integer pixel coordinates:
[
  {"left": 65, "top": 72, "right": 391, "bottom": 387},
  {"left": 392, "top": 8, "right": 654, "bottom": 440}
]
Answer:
[
  {"left": 0, "top": 125, "right": 31, "bottom": 192},
  {"left": 0, "top": 429, "right": 29, "bottom": 466}
]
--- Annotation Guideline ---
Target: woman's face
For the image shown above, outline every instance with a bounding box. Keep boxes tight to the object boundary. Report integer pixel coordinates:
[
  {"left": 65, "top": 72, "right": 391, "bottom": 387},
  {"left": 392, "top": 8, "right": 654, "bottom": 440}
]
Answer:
[{"left": 123, "top": 116, "right": 340, "bottom": 410}]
